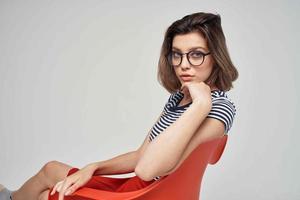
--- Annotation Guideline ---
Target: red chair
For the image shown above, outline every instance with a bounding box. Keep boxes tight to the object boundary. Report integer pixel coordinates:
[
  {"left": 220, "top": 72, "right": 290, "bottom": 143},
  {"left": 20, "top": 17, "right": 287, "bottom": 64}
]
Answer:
[{"left": 49, "top": 135, "right": 228, "bottom": 200}]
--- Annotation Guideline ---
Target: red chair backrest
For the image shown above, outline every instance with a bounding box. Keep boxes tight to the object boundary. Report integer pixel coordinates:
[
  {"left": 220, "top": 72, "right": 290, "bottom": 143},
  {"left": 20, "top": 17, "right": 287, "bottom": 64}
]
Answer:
[
  {"left": 209, "top": 135, "right": 228, "bottom": 164},
  {"left": 133, "top": 135, "right": 228, "bottom": 200}
]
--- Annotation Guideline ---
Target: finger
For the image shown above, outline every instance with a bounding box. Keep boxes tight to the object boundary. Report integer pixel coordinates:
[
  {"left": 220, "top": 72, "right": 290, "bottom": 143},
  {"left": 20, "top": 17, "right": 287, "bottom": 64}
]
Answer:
[
  {"left": 58, "top": 180, "right": 69, "bottom": 200},
  {"left": 180, "top": 84, "right": 187, "bottom": 92},
  {"left": 59, "top": 179, "right": 75, "bottom": 200},
  {"left": 180, "top": 83, "right": 186, "bottom": 90},
  {"left": 57, "top": 181, "right": 64, "bottom": 192},
  {"left": 65, "top": 182, "right": 80, "bottom": 196},
  {"left": 50, "top": 181, "right": 62, "bottom": 195},
  {"left": 181, "top": 84, "right": 190, "bottom": 94},
  {"left": 50, "top": 183, "right": 57, "bottom": 195}
]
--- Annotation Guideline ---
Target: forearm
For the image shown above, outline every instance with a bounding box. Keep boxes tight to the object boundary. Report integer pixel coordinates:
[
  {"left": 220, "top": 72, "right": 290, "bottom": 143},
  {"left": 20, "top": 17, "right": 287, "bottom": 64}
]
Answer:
[
  {"left": 89, "top": 150, "right": 139, "bottom": 176},
  {"left": 135, "top": 101, "right": 210, "bottom": 179}
]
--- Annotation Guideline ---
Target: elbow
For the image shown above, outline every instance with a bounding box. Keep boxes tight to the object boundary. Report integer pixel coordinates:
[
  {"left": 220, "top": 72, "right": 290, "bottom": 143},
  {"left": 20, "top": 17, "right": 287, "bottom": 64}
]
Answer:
[
  {"left": 134, "top": 164, "right": 154, "bottom": 182},
  {"left": 134, "top": 152, "right": 153, "bottom": 181},
  {"left": 135, "top": 162, "right": 174, "bottom": 182},
  {"left": 134, "top": 151, "right": 176, "bottom": 181}
]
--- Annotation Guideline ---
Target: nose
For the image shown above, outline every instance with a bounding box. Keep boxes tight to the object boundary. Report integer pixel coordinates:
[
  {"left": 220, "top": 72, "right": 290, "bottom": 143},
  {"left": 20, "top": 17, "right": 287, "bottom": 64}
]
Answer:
[{"left": 180, "top": 54, "right": 191, "bottom": 70}]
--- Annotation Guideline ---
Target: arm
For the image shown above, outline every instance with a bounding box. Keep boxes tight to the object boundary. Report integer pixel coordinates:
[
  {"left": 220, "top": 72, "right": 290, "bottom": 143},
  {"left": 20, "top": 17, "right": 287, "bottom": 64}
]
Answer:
[
  {"left": 135, "top": 100, "right": 211, "bottom": 181},
  {"left": 90, "top": 150, "right": 139, "bottom": 176},
  {"left": 162, "top": 117, "right": 225, "bottom": 175},
  {"left": 165, "top": 97, "right": 235, "bottom": 175}
]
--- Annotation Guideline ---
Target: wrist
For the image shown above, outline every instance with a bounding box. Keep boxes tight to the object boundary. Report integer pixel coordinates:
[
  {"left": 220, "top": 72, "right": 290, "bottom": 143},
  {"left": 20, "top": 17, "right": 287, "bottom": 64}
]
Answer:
[
  {"left": 87, "top": 161, "right": 103, "bottom": 175},
  {"left": 191, "top": 99, "right": 212, "bottom": 111},
  {"left": 86, "top": 162, "right": 103, "bottom": 172}
]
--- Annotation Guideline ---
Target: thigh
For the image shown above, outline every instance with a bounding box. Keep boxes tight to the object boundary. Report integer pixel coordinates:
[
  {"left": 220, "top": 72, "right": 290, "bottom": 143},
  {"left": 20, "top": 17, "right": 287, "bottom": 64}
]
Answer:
[
  {"left": 38, "top": 189, "right": 49, "bottom": 200},
  {"left": 40, "top": 160, "right": 73, "bottom": 188}
]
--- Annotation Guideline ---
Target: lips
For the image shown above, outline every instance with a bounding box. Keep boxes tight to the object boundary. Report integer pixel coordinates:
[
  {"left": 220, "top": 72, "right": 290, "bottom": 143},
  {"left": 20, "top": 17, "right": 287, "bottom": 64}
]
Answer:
[
  {"left": 180, "top": 74, "right": 193, "bottom": 77},
  {"left": 180, "top": 75, "right": 193, "bottom": 81}
]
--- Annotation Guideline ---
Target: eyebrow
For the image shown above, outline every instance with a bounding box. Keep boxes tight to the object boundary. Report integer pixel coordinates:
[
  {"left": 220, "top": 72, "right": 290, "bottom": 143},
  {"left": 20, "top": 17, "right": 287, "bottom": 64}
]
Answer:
[{"left": 172, "top": 46, "right": 208, "bottom": 52}]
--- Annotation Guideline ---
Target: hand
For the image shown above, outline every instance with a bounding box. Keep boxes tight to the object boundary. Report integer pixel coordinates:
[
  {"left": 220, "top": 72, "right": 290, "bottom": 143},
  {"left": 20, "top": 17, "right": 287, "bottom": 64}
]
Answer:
[
  {"left": 180, "top": 82, "right": 212, "bottom": 108},
  {"left": 50, "top": 164, "right": 96, "bottom": 200}
]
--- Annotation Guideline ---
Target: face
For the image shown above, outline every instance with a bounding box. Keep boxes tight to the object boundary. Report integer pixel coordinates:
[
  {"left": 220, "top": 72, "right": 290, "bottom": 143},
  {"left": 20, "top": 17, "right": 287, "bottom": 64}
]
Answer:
[{"left": 171, "top": 31, "right": 216, "bottom": 90}]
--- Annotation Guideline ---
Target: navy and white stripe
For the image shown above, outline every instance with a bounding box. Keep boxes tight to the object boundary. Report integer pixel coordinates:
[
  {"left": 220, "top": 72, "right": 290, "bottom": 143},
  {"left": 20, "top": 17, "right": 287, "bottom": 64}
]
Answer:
[
  {"left": 148, "top": 89, "right": 236, "bottom": 181},
  {"left": 206, "top": 90, "right": 236, "bottom": 133}
]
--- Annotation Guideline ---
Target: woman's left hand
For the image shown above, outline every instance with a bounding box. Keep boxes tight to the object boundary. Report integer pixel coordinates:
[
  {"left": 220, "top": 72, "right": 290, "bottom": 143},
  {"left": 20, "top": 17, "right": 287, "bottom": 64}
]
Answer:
[
  {"left": 180, "top": 81, "right": 212, "bottom": 108},
  {"left": 50, "top": 164, "right": 95, "bottom": 200}
]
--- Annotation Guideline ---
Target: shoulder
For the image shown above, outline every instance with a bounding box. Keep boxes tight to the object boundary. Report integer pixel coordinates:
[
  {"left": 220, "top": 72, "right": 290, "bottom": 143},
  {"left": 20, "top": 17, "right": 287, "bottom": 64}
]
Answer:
[
  {"left": 163, "top": 90, "right": 182, "bottom": 109},
  {"left": 211, "top": 90, "right": 236, "bottom": 113},
  {"left": 207, "top": 90, "right": 237, "bottom": 133}
]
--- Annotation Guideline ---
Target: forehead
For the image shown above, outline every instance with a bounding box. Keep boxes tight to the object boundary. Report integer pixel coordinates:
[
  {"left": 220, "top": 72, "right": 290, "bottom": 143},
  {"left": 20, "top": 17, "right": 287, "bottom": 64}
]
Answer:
[{"left": 172, "top": 32, "right": 208, "bottom": 51}]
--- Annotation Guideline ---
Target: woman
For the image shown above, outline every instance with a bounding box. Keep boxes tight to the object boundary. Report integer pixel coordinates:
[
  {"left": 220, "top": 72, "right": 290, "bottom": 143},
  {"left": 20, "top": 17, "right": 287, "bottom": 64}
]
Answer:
[{"left": 0, "top": 11, "right": 238, "bottom": 200}]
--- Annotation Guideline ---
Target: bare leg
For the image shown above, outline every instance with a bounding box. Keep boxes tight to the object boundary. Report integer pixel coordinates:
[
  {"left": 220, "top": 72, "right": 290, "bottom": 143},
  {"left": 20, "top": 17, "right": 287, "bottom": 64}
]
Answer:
[
  {"left": 38, "top": 189, "right": 50, "bottom": 200},
  {"left": 11, "top": 160, "right": 73, "bottom": 200}
]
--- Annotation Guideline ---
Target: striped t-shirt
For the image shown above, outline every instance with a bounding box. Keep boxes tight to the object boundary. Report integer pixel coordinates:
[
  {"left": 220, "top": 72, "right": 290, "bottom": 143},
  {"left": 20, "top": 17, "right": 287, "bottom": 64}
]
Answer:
[{"left": 148, "top": 89, "right": 237, "bottom": 181}]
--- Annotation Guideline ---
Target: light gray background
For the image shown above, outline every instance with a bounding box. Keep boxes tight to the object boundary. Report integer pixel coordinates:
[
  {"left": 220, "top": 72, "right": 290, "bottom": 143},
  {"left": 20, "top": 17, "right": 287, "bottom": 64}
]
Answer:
[{"left": 0, "top": 0, "right": 299, "bottom": 199}]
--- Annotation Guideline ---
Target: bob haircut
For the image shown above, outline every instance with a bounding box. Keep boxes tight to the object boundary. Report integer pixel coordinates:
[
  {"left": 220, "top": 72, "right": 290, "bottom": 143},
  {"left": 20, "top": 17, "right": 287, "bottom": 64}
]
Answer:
[{"left": 157, "top": 12, "right": 239, "bottom": 93}]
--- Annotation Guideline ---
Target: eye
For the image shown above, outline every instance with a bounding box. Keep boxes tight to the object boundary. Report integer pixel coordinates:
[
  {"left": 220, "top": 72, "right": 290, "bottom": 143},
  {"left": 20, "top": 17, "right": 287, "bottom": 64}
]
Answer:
[
  {"left": 171, "top": 51, "right": 181, "bottom": 58},
  {"left": 190, "top": 51, "right": 204, "bottom": 58}
]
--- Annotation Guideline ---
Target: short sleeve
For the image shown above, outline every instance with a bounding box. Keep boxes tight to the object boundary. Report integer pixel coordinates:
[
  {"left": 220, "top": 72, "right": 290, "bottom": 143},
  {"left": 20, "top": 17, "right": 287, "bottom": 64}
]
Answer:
[
  {"left": 206, "top": 97, "right": 237, "bottom": 134},
  {"left": 162, "top": 93, "right": 174, "bottom": 112}
]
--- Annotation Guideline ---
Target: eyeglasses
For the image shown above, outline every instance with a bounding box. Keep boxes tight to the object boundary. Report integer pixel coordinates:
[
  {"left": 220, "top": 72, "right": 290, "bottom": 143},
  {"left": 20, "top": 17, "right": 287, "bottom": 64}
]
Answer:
[{"left": 168, "top": 50, "right": 211, "bottom": 67}]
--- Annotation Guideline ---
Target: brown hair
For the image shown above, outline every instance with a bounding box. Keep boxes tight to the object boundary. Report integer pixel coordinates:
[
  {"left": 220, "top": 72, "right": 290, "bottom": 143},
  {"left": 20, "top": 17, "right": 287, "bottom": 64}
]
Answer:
[{"left": 157, "top": 12, "right": 239, "bottom": 93}]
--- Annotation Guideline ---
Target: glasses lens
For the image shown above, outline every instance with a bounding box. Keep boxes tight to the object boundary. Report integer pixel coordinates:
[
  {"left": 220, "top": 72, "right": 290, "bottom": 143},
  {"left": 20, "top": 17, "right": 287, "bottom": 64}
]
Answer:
[
  {"left": 170, "top": 51, "right": 181, "bottom": 66},
  {"left": 169, "top": 51, "right": 206, "bottom": 66},
  {"left": 188, "top": 51, "right": 204, "bottom": 66}
]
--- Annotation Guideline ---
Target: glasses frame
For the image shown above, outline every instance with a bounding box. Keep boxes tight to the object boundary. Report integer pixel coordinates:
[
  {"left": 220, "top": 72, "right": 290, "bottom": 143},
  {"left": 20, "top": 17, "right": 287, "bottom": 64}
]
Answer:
[{"left": 168, "top": 50, "right": 211, "bottom": 67}]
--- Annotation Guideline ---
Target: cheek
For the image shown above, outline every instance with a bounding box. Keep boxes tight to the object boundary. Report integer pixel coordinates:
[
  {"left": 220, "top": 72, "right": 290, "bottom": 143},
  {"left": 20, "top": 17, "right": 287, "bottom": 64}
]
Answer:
[
  {"left": 194, "top": 65, "right": 213, "bottom": 80},
  {"left": 174, "top": 68, "right": 180, "bottom": 76}
]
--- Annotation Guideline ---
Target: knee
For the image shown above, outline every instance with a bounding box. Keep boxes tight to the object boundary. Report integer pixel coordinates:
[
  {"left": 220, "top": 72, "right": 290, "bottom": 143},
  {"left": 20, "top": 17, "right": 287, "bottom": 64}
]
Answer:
[
  {"left": 41, "top": 160, "right": 59, "bottom": 173},
  {"left": 38, "top": 160, "right": 60, "bottom": 184}
]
